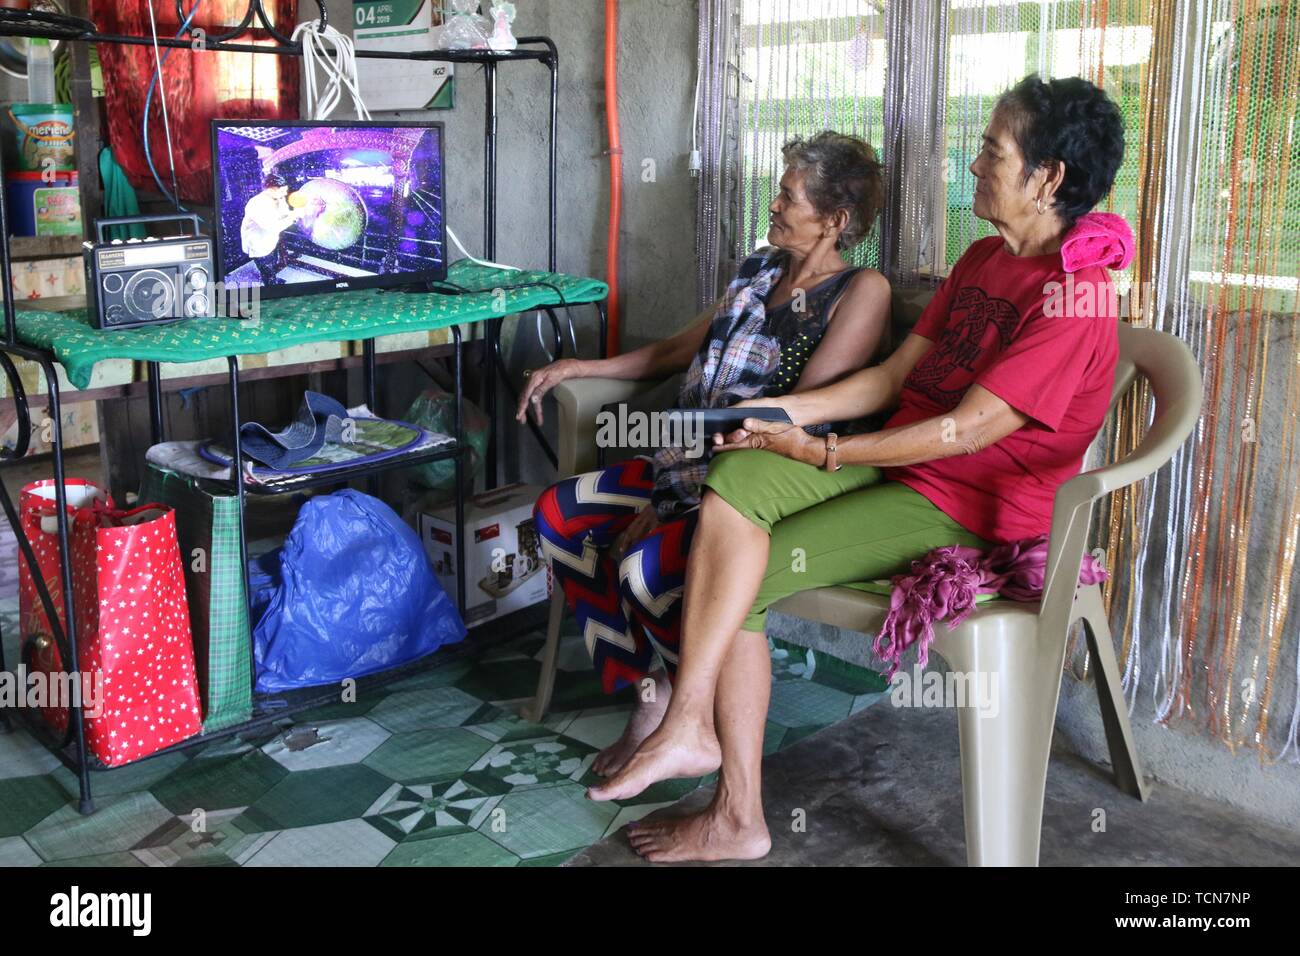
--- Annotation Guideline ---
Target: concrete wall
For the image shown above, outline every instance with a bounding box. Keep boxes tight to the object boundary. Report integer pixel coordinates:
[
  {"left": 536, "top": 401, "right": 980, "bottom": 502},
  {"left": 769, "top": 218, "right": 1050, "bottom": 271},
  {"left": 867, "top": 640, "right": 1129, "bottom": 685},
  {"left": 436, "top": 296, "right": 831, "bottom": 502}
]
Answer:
[{"left": 320, "top": 0, "right": 701, "bottom": 486}]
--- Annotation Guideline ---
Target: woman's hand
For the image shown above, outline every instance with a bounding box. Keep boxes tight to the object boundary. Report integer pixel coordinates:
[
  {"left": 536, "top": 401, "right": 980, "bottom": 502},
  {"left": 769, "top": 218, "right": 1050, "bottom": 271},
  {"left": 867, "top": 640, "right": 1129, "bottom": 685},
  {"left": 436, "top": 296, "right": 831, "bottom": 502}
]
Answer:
[
  {"left": 516, "top": 358, "right": 587, "bottom": 425},
  {"left": 713, "top": 417, "right": 826, "bottom": 466},
  {"left": 611, "top": 504, "right": 660, "bottom": 563}
]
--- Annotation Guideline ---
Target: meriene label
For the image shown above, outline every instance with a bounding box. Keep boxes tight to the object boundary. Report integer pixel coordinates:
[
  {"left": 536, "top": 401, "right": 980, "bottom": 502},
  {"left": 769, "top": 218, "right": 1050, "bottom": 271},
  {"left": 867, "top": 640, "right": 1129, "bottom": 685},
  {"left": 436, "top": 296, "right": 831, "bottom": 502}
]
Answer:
[{"left": 594, "top": 407, "right": 707, "bottom": 459}]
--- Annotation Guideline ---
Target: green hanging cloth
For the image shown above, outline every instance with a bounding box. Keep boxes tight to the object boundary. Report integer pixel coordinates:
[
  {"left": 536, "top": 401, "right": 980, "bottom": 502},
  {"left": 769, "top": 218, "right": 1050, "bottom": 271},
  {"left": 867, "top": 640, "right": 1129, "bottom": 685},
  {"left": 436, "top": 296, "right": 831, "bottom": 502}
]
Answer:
[{"left": 98, "top": 146, "right": 147, "bottom": 240}]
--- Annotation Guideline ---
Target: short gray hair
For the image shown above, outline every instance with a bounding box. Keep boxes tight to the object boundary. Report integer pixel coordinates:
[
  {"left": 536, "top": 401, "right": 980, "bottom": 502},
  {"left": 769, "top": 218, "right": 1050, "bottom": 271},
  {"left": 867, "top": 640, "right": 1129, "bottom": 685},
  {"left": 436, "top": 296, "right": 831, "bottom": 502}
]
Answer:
[{"left": 780, "top": 131, "right": 885, "bottom": 250}]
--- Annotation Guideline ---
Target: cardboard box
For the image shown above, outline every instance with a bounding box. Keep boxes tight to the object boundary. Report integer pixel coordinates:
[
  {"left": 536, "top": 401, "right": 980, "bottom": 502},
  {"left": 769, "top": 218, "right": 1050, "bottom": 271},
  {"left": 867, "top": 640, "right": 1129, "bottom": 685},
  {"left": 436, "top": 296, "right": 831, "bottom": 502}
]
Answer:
[{"left": 418, "top": 483, "right": 547, "bottom": 627}]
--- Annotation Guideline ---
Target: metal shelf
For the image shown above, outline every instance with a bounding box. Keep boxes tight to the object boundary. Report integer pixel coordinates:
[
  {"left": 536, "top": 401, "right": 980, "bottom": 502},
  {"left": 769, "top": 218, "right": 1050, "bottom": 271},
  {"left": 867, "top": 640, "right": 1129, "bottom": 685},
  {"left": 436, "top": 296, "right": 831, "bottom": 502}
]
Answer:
[
  {"left": 198, "top": 438, "right": 464, "bottom": 497},
  {"left": 0, "top": 0, "right": 582, "bottom": 816}
]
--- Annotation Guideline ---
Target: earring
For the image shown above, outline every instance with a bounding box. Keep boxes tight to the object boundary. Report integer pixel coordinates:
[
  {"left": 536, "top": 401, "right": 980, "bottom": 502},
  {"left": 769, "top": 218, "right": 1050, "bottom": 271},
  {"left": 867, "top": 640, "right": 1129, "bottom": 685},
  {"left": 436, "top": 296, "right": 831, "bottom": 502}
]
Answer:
[{"left": 1035, "top": 197, "right": 1045, "bottom": 215}]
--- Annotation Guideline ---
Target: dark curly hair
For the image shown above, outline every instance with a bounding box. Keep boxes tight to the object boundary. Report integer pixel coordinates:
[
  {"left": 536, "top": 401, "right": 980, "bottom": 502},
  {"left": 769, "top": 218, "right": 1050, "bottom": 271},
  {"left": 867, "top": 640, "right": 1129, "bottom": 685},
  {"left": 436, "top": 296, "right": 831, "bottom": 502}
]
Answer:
[
  {"left": 264, "top": 171, "right": 288, "bottom": 190},
  {"left": 995, "top": 74, "right": 1125, "bottom": 228},
  {"left": 781, "top": 131, "right": 885, "bottom": 250}
]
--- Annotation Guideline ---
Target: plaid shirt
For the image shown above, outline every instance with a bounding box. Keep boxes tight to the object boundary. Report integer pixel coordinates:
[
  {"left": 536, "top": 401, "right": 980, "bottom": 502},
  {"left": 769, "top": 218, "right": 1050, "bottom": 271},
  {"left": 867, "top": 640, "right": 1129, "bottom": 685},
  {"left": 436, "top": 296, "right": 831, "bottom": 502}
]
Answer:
[{"left": 651, "top": 247, "right": 788, "bottom": 518}]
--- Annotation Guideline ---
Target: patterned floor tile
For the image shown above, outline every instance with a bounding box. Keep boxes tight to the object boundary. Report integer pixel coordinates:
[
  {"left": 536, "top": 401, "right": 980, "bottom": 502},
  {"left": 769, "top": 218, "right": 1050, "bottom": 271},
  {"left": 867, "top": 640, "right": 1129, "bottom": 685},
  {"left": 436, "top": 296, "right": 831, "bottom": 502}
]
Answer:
[
  {"left": 0, "top": 834, "right": 41, "bottom": 866},
  {"left": 261, "top": 718, "right": 391, "bottom": 771},
  {"left": 243, "top": 819, "right": 395, "bottom": 867},
  {"left": 233, "top": 764, "right": 393, "bottom": 833},
  {"left": 771, "top": 643, "right": 817, "bottom": 681},
  {"left": 131, "top": 809, "right": 276, "bottom": 867},
  {"left": 603, "top": 800, "right": 679, "bottom": 838},
  {"left": 363, "top": 778, "right": 504, "bottom": 842},
  {"left": 477, "top": 642, "right": 534, "bottom": 664},
  {"left": 851, "top": 692, "right": 888, "bottom": 715},
  {"left": 363, "top": 728, "right": 495, "bottom": 783},
  {"left": 781, "top": 724, "right": 830, "bottom": 748},
  {"left": 466, "top": 736, "right": 595, "bottom": 790},
  {"left": 385, "top": 659, "right": 474, "bottom": 692},
  {"left": 49, "top": 751, "right": 190, "bottom": 800},
  {"left": 462, "top": 704, "right": 571, "bottom": 744},
  {"left": 481, "top": 783, "right": 619, "bottom": 860},
  {"left": 0, "top": 596, "right": 879, "bottom": 865},
  {"left": 367, "top": 687, "right": 484, "bottom": 734},
  {"left": 149, "top": 749, "right": 288, "bottom": 816},
  {"left": 767, "top": 679, "right": 856, "bottom": 728},
  {"left": 0, "top": 774, "right": 69, "bottom": 838},
  {"left": 518, "top": 850, "right": 580, "bottom": 867},
  {"left": 763, "top": 720, "right": 788, "bottom": 756},
  {"left": 549, "top": 624, "right": 595, "bottom": 673},
  {"left": 42, "top": 852, "right": 148, "bottom": 867},
  {"left": 380, "top": 830, "right": 518, "bottom": 867},
  {"left": 453, "top": 658, "right": 551, "bottom": 703},
  {"left": 608, "top": 772, "right": 718, "bottom": 809},
  {"left": 25, "top": 791, "right": 174, "bottom": 861},
  {"left": 553, "top": 670, "right": 624, "bottom": 711},
  {"left": 293, "top": 695, "right": 386, "bottom": 722},
  {"left": 559, "top": 707, "right": 630, "bottom": 752},
  {"left": 0, "top": 727, "right": 63, "bottom": 779}
]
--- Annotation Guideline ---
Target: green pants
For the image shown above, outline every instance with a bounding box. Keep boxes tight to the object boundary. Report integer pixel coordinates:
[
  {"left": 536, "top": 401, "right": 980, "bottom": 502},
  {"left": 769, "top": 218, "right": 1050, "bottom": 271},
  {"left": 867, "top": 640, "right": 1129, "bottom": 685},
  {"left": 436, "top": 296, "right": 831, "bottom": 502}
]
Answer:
[{"left": 702, "top": 450, "right": 992, "bottom": 631}]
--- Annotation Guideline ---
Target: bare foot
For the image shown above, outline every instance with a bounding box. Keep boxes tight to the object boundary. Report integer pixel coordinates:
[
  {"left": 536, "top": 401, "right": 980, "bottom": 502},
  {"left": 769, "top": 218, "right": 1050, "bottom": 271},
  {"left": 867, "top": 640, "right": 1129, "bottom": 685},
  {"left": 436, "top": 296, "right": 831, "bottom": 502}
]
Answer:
[
  {"left": 585, "top": 719, "right": 721, "bottom": 802},
  {"left": 626, "top": 801, "right": 771, "bottom": 863},
  {"left": 592, "top": 671, "right": 672, "bottom": 777}
]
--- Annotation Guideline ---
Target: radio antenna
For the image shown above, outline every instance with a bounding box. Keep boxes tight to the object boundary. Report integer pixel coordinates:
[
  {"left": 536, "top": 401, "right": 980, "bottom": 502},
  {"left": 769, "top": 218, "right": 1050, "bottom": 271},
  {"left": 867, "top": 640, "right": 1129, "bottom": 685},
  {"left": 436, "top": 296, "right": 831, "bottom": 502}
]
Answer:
[{"left": 146, "top": 0, "right": 185, "bottom": 209}]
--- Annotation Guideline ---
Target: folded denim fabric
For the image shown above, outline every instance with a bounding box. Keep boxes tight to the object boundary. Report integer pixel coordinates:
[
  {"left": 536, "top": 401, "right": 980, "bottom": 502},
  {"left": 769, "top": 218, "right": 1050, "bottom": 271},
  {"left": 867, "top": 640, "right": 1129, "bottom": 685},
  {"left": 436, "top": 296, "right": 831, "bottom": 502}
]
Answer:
[{"left": 238, "top": 390, "right": 353, "bottom": 469}]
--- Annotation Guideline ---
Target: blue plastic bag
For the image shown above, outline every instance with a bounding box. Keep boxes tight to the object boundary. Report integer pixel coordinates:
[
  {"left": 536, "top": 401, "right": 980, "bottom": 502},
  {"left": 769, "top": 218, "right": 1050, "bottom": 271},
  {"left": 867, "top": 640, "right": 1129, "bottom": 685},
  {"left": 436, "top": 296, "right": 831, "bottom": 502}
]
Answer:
[{"left": 250, "top": 490, "right": 466, "bottom": 692}]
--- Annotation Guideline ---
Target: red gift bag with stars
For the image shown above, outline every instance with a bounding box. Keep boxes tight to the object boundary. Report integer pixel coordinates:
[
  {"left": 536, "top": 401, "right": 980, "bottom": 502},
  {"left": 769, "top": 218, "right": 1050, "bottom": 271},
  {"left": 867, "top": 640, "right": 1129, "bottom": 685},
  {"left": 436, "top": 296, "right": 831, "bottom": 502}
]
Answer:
[
  {"left": 18, "top": 479, "right": 114, "bottom": 739},
  {"left": 22, "top": 490, "right": 203, "bottom": 766}
]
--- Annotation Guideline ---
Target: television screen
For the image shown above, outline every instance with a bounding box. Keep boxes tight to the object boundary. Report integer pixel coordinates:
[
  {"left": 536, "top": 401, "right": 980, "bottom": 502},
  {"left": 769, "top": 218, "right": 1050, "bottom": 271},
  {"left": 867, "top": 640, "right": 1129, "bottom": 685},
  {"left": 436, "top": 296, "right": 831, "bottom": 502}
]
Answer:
[{"left": 211, "top": 120, "right": 446, "bottom": 299}]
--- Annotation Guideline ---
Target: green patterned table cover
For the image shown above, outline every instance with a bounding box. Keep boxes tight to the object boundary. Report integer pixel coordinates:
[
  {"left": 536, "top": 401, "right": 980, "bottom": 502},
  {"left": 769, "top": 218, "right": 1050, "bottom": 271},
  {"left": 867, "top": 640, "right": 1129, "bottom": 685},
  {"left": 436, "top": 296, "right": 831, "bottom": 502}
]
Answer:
[{"left": 14, "top": 262, "right": 608, "bottom": 390}]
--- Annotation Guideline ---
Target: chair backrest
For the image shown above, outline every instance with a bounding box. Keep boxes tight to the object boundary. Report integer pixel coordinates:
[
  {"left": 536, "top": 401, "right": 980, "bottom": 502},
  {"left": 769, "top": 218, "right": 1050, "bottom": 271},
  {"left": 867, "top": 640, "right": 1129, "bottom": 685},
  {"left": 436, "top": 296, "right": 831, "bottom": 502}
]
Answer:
[{"left": 1038, "top": 322, "right": 1203, "bottom": 621}]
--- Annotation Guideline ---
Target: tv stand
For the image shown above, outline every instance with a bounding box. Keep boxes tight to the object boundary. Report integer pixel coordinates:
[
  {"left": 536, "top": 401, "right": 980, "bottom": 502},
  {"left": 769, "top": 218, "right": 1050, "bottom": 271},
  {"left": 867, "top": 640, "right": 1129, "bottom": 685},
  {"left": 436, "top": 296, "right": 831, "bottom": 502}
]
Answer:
[{"left": 0, "top": 1, "right": 609, "bottom": 816}]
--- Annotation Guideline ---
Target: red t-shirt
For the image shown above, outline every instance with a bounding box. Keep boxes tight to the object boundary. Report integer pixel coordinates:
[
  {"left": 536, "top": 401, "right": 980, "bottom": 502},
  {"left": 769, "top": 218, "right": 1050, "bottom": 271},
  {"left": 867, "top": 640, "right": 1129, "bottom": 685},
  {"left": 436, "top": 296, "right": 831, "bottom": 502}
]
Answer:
[{"left": 882, "top": 236, "right": 1119, "bottom": 543}]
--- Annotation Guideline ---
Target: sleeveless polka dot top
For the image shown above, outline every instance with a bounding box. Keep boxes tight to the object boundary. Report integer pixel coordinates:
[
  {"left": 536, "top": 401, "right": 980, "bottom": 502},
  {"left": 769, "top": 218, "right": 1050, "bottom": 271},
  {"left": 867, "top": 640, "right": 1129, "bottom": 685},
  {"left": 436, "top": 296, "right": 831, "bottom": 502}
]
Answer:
[{"left": 762, "top": 265, "right": 863, "bottom": 398}]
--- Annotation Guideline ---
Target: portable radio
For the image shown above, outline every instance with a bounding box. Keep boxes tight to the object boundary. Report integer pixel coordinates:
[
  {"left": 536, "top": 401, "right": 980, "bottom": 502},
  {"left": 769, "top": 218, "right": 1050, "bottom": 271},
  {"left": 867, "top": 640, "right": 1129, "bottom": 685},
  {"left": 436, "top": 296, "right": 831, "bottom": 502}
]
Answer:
[{"left": 84, "top": 213, "right": 215, "bottom": 330}]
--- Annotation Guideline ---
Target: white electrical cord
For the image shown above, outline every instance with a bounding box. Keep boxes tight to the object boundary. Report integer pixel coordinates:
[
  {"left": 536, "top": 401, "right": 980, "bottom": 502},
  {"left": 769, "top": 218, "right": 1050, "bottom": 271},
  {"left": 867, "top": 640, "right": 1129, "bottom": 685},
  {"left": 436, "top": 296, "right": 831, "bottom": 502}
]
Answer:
[
  {"left": 287, "top": 19, "right": 554, "bottom": 348},
  {"left": 445, "top": 225, "right": 520, "bottom": 272},
  {"left": 292, "top": 20, "right": 371, "bottom": 121}
]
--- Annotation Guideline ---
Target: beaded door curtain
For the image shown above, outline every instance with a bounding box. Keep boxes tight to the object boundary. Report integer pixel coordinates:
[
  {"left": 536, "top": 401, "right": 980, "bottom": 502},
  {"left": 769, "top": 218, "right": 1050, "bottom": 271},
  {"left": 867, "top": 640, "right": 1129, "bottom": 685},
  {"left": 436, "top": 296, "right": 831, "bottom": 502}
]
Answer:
[{"left": 700, "top": 0, "right": 1300, "bottom": 759}]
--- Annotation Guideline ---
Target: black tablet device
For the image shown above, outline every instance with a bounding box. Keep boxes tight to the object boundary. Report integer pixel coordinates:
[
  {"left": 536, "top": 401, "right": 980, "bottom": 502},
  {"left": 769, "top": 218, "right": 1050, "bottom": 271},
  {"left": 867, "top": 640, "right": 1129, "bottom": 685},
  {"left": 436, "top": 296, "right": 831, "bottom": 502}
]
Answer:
[{"left": 664, "top": 406, "right": 793, "bottom": 436}]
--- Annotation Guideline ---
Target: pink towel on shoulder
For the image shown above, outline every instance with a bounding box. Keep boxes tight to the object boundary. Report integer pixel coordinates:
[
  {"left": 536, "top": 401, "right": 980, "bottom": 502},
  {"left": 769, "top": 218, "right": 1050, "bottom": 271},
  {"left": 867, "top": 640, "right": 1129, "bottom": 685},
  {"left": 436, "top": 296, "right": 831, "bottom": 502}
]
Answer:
[
  {"left": 1060, "top": 211, "right": 1134, "bottom": 272},
  {"left": 871, "top": 535, "right": 1109, "bottom": 679}
]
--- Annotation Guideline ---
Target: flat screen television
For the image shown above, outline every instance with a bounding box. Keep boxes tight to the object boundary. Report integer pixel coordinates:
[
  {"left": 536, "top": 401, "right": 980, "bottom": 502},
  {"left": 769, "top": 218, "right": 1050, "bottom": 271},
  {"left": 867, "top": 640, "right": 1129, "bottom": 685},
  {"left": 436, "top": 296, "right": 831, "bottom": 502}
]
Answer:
[{"left": 211, "top": 120, "right": 446, "bottom": 299}]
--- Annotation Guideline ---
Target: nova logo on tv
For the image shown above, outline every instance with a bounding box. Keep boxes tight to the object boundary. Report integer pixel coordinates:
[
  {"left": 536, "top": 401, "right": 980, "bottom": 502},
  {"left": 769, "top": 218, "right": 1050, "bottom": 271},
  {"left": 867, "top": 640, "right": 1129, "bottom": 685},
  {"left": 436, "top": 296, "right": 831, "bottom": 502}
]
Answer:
[{"left": 49, "top": 886, "right": 151, "bottom": 936}]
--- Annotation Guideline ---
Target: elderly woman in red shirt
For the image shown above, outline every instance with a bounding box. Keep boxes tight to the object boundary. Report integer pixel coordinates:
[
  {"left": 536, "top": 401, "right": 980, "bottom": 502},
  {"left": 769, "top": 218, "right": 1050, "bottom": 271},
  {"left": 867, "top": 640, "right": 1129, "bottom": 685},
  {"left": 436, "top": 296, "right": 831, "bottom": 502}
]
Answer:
[{"left": 586, "top": 74, "right": 1129, "bottom": 863}]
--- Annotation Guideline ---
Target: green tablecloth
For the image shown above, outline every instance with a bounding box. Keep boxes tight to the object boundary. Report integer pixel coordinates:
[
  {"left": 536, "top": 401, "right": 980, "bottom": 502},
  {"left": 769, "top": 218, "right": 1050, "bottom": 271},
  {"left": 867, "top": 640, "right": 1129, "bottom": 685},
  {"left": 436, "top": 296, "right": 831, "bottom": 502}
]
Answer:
[{"left": 14, "top": 261, "right": 608, "bottom": 390}]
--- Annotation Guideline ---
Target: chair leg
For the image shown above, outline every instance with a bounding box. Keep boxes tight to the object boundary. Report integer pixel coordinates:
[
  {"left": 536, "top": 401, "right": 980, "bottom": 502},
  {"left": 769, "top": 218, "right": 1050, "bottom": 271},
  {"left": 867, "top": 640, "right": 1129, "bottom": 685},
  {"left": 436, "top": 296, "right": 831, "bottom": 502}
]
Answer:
[
  {"left": 1076, "top": 585, "right": 1150, "bottom": 801},
  {"left": 519, "top": 587, "right": 566, "bottom": 723},
  {"left": 943, "top": 623, "right": 1057, "bottom": 867}
]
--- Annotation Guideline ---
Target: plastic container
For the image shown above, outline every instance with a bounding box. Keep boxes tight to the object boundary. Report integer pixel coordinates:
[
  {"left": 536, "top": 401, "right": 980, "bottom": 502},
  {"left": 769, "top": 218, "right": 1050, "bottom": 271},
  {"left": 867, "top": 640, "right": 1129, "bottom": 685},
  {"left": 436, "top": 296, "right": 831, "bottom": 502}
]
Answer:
[
  {"left": 5, "top": 170, "right": 80, "bottom": 236},
  {"left": 26, "top": 37, "right": 54, "bottom": 104},
  {"left": 5, "top": 103, "right": 75, "bottom": 172}
]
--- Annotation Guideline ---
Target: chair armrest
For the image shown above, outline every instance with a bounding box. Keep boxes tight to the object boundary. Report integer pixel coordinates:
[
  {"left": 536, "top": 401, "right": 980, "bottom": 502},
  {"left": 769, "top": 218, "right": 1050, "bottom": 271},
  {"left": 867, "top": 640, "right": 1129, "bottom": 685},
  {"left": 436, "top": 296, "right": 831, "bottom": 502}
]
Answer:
[
  {"left": 552, "top": 377, "right": 669, "bottom": 476},
  {"left": 1039, "top": 327, "right": 1202, "bottom": 620}
]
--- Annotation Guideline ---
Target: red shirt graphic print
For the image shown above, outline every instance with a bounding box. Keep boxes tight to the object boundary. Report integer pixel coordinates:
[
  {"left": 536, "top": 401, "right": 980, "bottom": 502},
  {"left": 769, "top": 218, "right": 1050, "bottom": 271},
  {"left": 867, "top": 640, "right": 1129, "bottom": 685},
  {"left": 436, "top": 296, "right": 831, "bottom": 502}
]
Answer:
[{"left": 883, "top": 236, "right": 1120, "bottom": 543}]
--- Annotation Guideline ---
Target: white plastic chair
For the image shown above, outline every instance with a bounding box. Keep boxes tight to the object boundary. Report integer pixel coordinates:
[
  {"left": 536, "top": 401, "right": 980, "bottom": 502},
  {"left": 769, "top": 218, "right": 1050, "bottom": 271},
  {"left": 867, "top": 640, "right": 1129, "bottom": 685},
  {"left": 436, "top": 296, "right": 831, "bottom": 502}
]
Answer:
[{"left": 521, "top": 319, "right": 1202, "bottom": 866}]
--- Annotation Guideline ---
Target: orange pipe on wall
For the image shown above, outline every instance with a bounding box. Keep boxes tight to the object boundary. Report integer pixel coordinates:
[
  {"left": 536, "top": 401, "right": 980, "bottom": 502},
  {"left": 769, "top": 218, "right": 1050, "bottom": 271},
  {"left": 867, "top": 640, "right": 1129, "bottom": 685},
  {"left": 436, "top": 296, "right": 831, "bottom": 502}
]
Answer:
[{"left": 603, "top": 0, "right": 622, "bottom": 355}]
